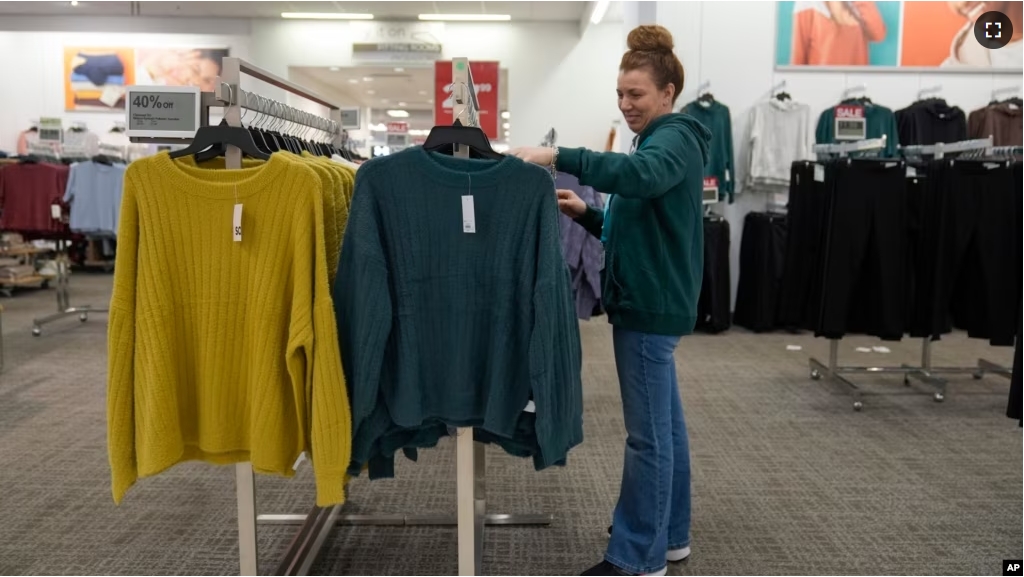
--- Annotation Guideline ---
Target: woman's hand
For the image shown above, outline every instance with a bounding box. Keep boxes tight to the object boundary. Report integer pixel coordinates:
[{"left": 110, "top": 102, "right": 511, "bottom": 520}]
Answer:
[
  {"left": 509, "top": 146, "right": 554, "bottom": 167},
  {"left": 556, "top": 189, "right": 587, "bottom": 219}
]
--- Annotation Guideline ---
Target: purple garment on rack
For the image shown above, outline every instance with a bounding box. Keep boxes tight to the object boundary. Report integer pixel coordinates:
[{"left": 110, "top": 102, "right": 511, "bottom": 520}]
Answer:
[{"left": 555, "top": 172, "right": 604, "bottom": 320}]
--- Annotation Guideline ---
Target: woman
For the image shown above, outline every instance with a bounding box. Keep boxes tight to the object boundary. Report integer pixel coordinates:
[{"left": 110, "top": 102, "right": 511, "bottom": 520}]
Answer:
[{"left": 510, "top": 24, "right": 710, "bottom": 577}]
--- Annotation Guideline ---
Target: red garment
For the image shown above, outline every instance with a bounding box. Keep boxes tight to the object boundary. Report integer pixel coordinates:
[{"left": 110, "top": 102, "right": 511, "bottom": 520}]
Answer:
[{"left": 0, "top": 162, "right": 71, "bottom": 233}]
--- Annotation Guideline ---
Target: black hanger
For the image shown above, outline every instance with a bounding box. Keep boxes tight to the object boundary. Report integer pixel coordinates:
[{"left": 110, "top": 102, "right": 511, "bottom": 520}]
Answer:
[
  {"left": 423, "top": 119, "right": 503, "bottom": 160},
  {"left": 91, "top": 155, "right": 114, "bottom": 166},
  {"left": 774, "top": 91, "right": 791, "bottom": 102},
  {"left": 699, "top": 91, "right": 716, "bottom": 104},
  {"left": 168, "top": 120, "right": 270, "bottom": 161}
]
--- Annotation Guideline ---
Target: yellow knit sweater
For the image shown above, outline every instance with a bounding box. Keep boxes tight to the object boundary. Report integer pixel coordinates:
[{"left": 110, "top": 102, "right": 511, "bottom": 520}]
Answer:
[{"left": 107, "top": 152, "right": 351, "bottom": 506}]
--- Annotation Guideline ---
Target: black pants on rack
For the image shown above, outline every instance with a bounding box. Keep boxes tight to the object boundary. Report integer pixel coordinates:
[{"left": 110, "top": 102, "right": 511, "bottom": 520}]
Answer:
[
  {"left": 932, "top": 160, "right": 1022, "bottom": 346},
  {"left": 696, "top": 217, "right": 731, "bottom": 333},
  {"left": 734, "top": 211, "right": 787, "bottom": 332},
  {"left": 777, "top": 161, "right": 828, "bottom": 331},
  {"left": 817, "top": 159, "right": 908, "bottom": 341}
]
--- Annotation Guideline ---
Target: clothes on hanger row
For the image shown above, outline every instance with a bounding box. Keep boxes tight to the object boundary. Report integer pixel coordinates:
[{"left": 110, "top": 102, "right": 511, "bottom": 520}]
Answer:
[
  {"left": 773, "top": 157, "right": 1020, "bottom": 345},
  {"left": 106, "top": 144, "right": 584, "bottom": 504},
  {"left": 555, "top": 172, "right": 604, "bottom": 320},
  {"left": 334, "top": 147, "right": 583, "bottom": 478},
  {"left": 746, "top": 98, "right": 815, "bottom": 189},
  {"left": 896, "top": 98, "right": 967, "bottom": 146},
  {"left": 106, "top": 149, "right": 356, "bottom": 507}
]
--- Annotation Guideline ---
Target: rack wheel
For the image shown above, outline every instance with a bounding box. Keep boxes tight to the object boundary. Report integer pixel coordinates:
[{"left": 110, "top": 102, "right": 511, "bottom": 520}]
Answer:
[
  {"left": 853, "top": 401, "right": 863, "bottom": 411},
  {"left": 32, "top": 326, "right": 41, "bottom": 337},
  {"left": 933, "top": 393, "right": 945, "bottom": 403},
  {"left": 971, "top": 372, "right": 983, "bottom": 380},
  {"left": 79, "top": 313, "right": 88, "bottom": 322},
  {"left": 810, "top": 369, "right": 822, "bottom": 380}
]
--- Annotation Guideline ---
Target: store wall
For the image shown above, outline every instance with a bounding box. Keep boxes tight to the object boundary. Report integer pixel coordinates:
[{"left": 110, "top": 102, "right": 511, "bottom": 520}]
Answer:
[
  {"left": 0, "top": 16, "right": 621, "bottom": 154},
  {"left": 0, "top": 16, "right": 252, "bottom": 151},
  {"left": 653, "top": 1, "right": 1021, "bottom": 309},
  {"left": 249, "top": 19, "right": 623, "bottom": 151}
]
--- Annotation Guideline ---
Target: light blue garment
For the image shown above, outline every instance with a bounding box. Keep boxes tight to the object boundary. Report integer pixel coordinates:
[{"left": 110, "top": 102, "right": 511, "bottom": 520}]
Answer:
[
  {"left": 63, "top": 160, "right": 126, "bottom": 236},
  {"left": 605, "top": 327, "right": 691, "bottom": 575}
]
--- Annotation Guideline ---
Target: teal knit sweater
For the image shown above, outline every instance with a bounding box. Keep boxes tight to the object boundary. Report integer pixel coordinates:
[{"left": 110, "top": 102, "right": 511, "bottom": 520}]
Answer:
[{"left": 333, "top": 147, "right": 583, "bottom": 477}]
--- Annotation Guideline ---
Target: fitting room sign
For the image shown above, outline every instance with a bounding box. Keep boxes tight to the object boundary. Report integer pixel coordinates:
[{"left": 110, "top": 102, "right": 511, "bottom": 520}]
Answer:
[
  {"left": 434, "top": 60, "right": 500, "bottom": 140},
  {"left": 834, "top": 104, "right": 866, "bottom": 140},
  {"left": 351, "top": 21, "right": 443, "bottom": 61}
]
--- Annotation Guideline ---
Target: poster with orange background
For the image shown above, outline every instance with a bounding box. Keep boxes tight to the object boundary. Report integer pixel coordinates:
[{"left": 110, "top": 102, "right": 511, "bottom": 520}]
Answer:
[
  {"left": 901, "top": 2, "right": 976, "bottom": 65},
  {"left": 63, "top": 47, "right": 135, "bottom": 112}
]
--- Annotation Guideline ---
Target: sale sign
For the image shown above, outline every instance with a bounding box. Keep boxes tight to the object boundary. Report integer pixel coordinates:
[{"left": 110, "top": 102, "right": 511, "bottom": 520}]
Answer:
[
  {"left": 434, "top": 60, "right": 499, "bottom": 140},
  {"left": 834, "top": 104, "right": 866, "bottom": 140}
]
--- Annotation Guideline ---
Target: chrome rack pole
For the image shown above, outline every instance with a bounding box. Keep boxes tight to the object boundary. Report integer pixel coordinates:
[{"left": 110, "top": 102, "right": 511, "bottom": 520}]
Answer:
[
  {"left": 31, "top": 239, "right": 109, "bottom": 337},
  {"left": 220, "top": 56, "right": 258, "bottom": 577}
]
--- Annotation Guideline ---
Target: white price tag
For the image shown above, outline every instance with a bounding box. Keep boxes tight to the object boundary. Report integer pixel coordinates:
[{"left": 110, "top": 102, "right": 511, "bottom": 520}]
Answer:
[
  {"left": 233, "top": 204, "right": 243, "bottom": 242},
  {"left": 523, "top": 400, "right": 536, "bottom": 414},
  {"left": 906, "top": 166, "right": 917, "bottom": 177},
  {"left": 461, "top": 195, "right": 476, "bottom": 233},
  {"left": 38, "top": 118, "right": 63, "bottom": 143},
  {"left": 100, "top": 85, "right": 126, "bottom": 108},
  {"left": 813, "top": 164, "right": 825, "bottom": 182},
  {"left": 125, "top": 85, "right": 201, "bottom": 139},
  {"left": 50, "top": 204, "right": 62, "bottom": 219}
]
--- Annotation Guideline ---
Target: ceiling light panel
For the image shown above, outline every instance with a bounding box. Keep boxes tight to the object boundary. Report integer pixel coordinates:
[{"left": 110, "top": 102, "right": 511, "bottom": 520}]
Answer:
[
  {"left": 418, "top": 14, "right": 511, "bottom": 21},
  {"left": 281, "top": 12, "right": 374, "bottom": 20}
]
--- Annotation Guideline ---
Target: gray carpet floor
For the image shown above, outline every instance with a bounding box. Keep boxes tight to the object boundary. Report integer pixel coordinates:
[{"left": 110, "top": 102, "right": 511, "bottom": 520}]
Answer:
[{"left": 0, "top": 273, "right": 1019, "bottom": 576}]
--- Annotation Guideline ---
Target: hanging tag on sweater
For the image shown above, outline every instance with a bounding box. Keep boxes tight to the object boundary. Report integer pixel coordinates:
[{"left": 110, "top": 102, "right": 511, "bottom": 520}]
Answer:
[
  {"left": 50, "top": 204, "right": 61, "bottom": 220},
  {"left": 813, "top": 164, "right": 825, "bottom": 182},
  {"left": 233, "top": 204, "right": 243, "bottom": 242},
  {"left": 461, "top": 195, "right": 476, "bottom": 233}
]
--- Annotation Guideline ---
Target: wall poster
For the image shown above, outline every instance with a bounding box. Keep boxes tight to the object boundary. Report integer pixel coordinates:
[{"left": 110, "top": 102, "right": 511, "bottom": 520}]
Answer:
[
  {"left": 63, "top": 47, "right": 136, "bottom": 112},
  {"left": 775, "top": 1, "right": 1022, "bottom": 71},
  {"left": 64, "top": 47, "right": 229, "bottom": 112}
]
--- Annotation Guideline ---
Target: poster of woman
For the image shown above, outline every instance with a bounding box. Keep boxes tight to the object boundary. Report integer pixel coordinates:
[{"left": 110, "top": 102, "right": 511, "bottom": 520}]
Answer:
[
  {"left": 901, "top": 1, "right": 1023, "bottom": 68},
  {"left": 776, "top": 1, "right": 901, "bottom": 66},
  {"left": 776, "top": 0, "right": 1023, "bottom": 70},
  {"left": 135, "top": 48, "right": 230, "bottom": 92}
]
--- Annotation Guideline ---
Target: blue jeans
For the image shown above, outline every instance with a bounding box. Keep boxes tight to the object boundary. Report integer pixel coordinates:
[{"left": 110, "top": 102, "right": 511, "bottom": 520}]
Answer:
[{"left": 605, "top": 327, "right": 691, "bottom": 575}]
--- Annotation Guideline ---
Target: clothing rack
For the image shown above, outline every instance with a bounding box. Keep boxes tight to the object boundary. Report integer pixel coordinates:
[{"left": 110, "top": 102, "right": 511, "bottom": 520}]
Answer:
[
  {"left": 807, "top": 136, "right": 1015, "bottom": 410},
  {"left": 31, "top": 239, "right": 107, "bottom": 336},
  {"left": 130, "top": 57, "right": 344, "bottom": 576},
  {"left": 807, "top": 135, "right": 926, "bottom": 411},
  {"left": 897, "top": 137, "right": 1013, "bottom": 397},
  {"left": 450, "top": 57, "right": 554, "bottom": 576},
  {"left": 812, "top": 135, "right": 887, "bottom": 158},
  {"left": 899, "top": 136, "right": 993, "bottom": 159}
]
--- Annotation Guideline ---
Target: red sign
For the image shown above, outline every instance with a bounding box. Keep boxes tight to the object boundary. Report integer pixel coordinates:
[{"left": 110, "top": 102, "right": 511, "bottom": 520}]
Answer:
[
  {"left": 835, "top": 104, "right": 864, "bottom": 119},
  {"left": 702, "top": 176, "right": 719, "bottom": 190},
  {"left": 434, "top": 60, "right": 499, "bottom": 140},
  {"left": 386, "top": 121, "right": 408, "bottom": 134}
]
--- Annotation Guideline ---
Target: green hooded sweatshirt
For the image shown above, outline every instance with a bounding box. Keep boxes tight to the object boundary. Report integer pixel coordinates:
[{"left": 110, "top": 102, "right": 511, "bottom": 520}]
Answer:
[{"left": 556, "top": 113, "right": 712, "bottom": 336}]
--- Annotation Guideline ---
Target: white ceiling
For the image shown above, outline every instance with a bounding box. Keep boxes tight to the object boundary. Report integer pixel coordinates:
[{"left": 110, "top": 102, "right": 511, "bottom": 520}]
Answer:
[
  {"left": 291, "top": 65, "right": 510, "bottom": 134},
  {"left": 0, "top": 1, "right": 610, "bottom": 21}
]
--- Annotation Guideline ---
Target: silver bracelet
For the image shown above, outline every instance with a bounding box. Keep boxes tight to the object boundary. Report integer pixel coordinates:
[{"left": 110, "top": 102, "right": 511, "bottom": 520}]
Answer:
[{"left": 550, "top": 146, "right": 559, "bottom": 179}]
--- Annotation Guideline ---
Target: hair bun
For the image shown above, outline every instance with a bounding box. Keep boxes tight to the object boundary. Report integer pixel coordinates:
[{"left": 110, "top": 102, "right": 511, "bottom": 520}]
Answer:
[{"left": 627, "top": 25, "right": 675, "bottom": 52}]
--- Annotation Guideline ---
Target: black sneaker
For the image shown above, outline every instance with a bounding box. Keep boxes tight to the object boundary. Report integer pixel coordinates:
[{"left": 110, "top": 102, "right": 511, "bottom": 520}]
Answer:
[
  {"left": 607, "top": 525, "right": 691, "bottom": 562},
  {"left": 580, "top": 560, "right": 667, "bottom": 576}
]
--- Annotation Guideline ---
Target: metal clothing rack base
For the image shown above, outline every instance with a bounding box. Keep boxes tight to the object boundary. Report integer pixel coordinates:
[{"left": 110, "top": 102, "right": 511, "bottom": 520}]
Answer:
[
  {"left": 810, "top": 337, "right": 1012, "bottom": 410},
  {"left": 32, "top": 240, "right": 107, "bottom": 336}
]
